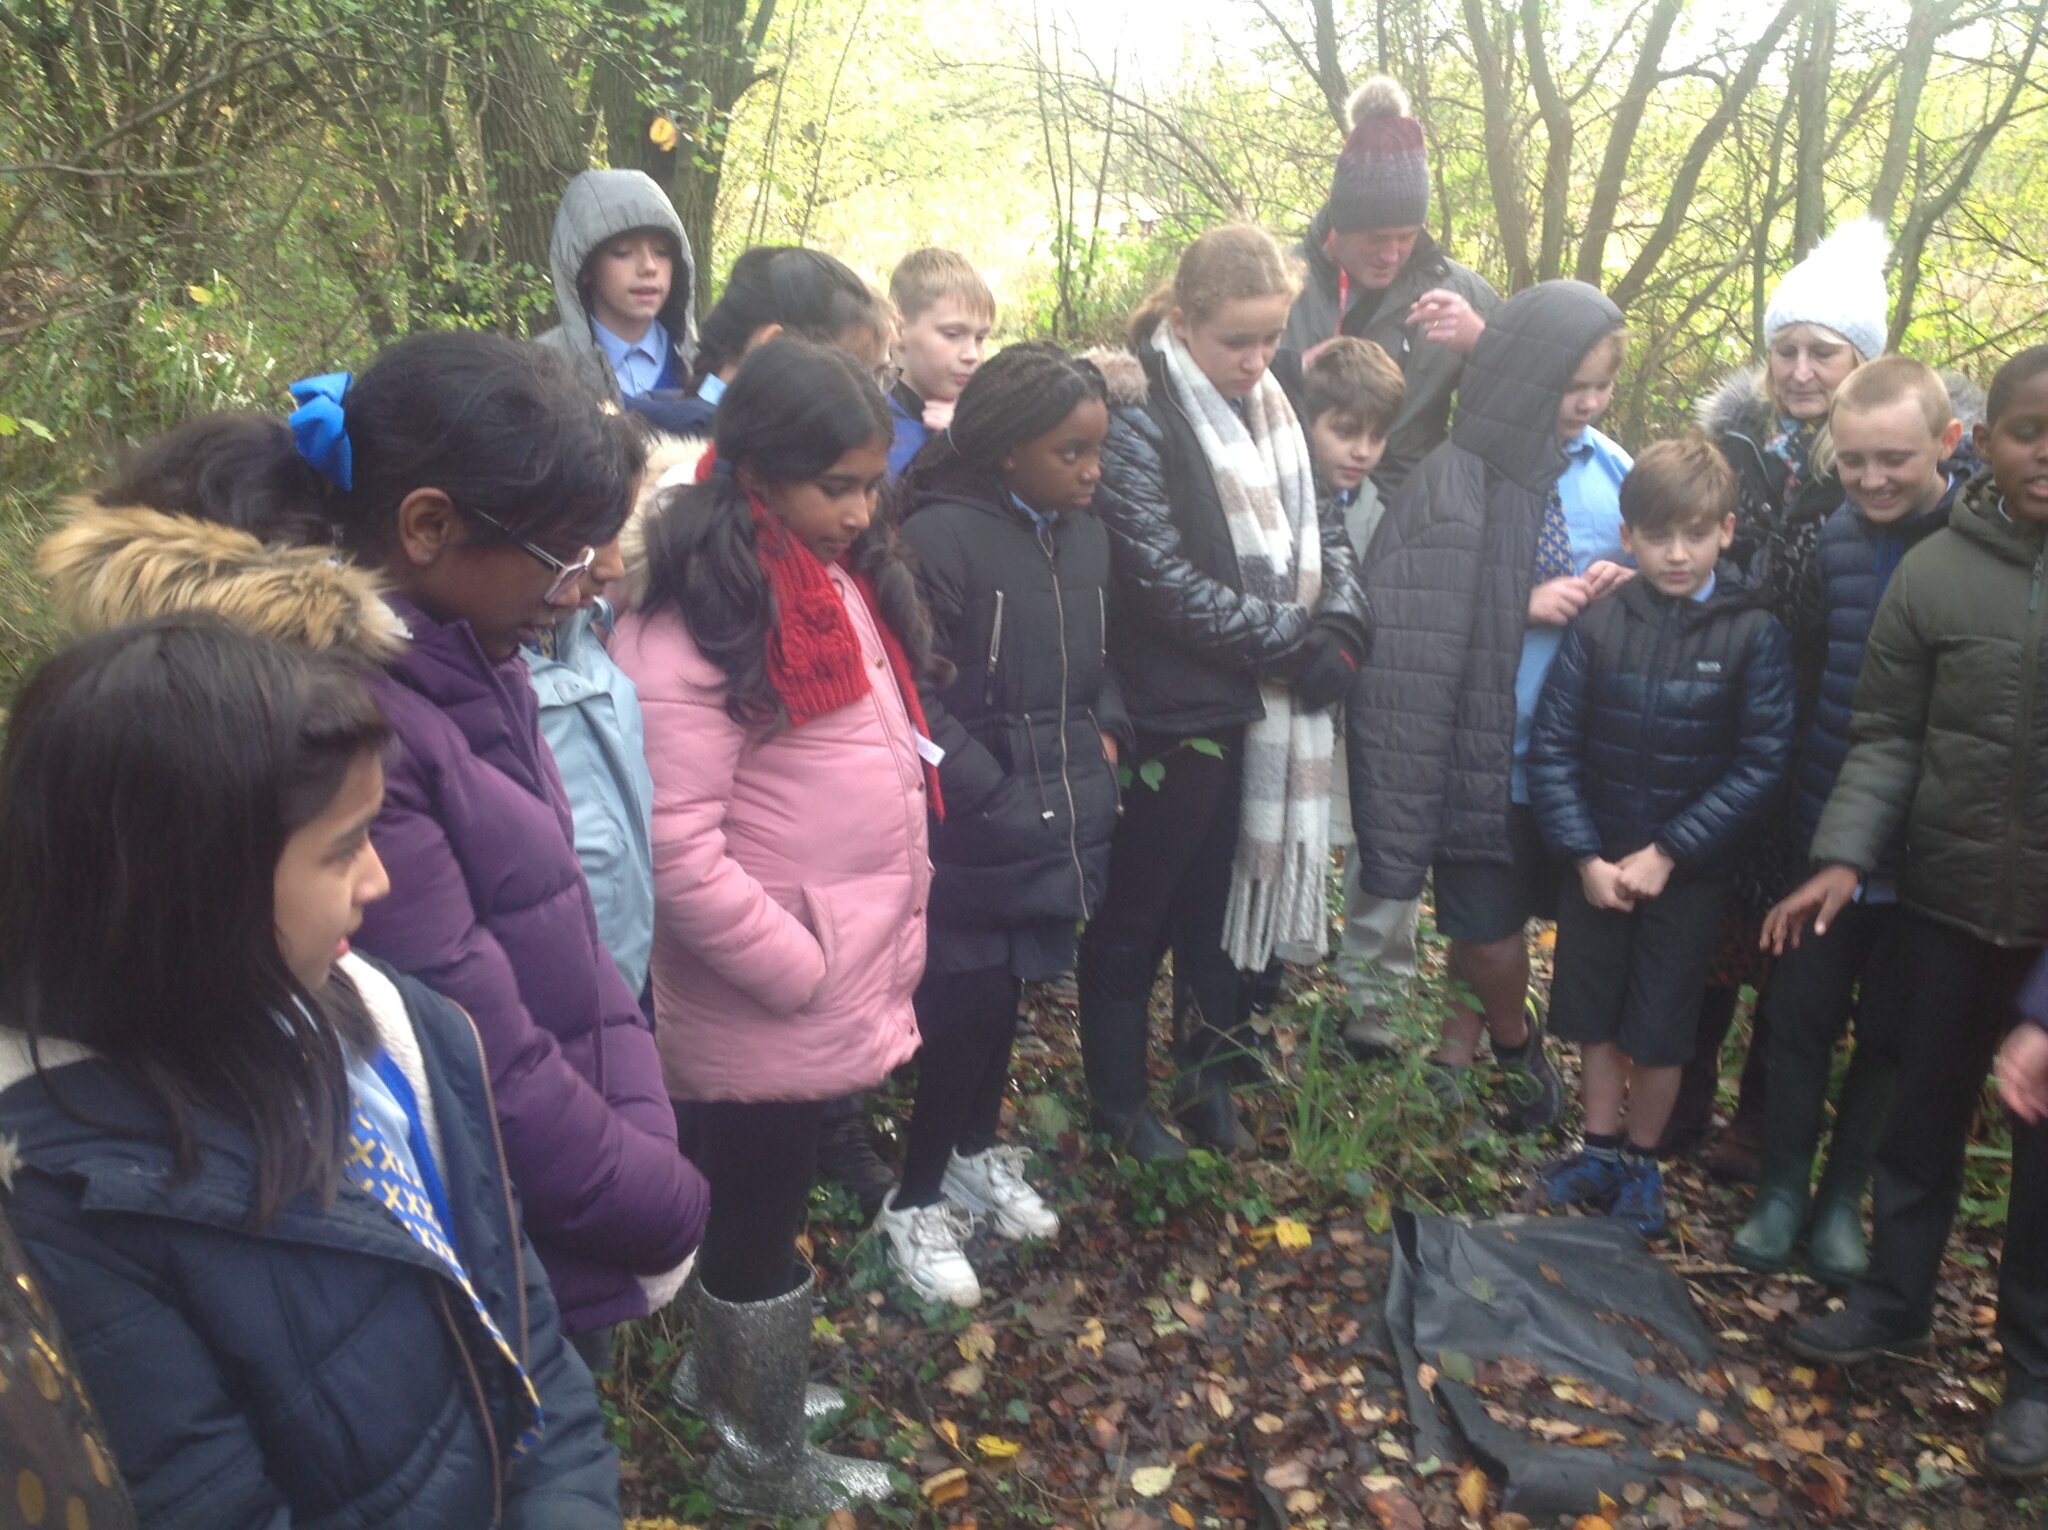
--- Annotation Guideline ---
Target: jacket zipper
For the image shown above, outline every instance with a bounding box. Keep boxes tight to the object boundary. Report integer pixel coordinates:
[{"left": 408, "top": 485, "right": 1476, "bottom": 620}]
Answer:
[
  {"left": 1037, "top": 522, "right": 1091, "bottom": 919},
  {"left": 439, "top": 1284, "right": 505, "bottom": 1526},
  {"left": 984, "top": 590, "right": 1006, "bottom": 707},
  {"left": 2003, "top": 542, "right": 2046, "bottom": 934},
  {"left": 1637, "top": 601, "right": 1678, "bottom": 849}
]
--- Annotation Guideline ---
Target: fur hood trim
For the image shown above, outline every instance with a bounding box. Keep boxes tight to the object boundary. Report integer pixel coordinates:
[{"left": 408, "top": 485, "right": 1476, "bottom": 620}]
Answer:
[
  {"left": 1698, "top": 360, "right": 1988, "bottom": 440},
  {"left": 38, "top": 501, "right": 405, "bottom": 662},
  {"left": 617, "top": 431, "right": 711, "bottom": 610},
  {"left": 1083, "top": 347, "right": 1149, "bottom": 408},
  {"left": 1696, "top": 363, "right": 1773, "bottom": 442}
]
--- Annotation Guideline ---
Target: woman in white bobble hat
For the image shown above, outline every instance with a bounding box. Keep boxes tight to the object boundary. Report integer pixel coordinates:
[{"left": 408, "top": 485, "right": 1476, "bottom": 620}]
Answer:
[{"left": 1674, "top": 219, "right": 1889, "bottom": 1172}]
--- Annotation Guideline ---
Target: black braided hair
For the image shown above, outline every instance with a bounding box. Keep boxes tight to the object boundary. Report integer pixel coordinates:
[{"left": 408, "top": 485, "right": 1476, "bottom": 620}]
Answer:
[{"left": 903, "top": 341, "right": 1108, "bottom": 497}]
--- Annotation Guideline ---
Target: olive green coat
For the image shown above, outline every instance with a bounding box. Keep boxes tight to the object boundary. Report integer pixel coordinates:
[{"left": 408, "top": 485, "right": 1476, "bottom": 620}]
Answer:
[{"left": 1812, "top": 469, "right": 2048, "bottom": 945}]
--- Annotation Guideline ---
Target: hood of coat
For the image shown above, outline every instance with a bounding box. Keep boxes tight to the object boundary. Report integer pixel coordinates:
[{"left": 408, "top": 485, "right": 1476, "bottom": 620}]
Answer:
[
  {"left": 548, "top": 169, "right": 698, "bottom": 365},
  {"left": 38, "top": 500, "right": 406, "bottom": 662},
  {"left": 1948, "top": 464, "right": 2048, "bottom": 568},
  {"left": 616, "top": 431, "right": 711, "bottom": 609},
  {"left": 1085, "top": 346, "right": 1150, "bottom": 410},
  {"left": 1450, "top": 279, "right": 1624, "bottom": 494}
]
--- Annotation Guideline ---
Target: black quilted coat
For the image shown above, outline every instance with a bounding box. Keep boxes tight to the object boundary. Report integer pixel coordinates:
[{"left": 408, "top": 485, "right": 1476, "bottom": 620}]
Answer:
[
  {"left": 1086, "top": 345, "right": 1371, "bottom": 738},
  {"left": 1346, "top": 279, "right": 1625, "bottom": 901},
  {"left": 1525, "top": 573, "right": 1797, "bottom": 872},
  {"left": 898, "top": 478, "right": 1128, "bottom": 949}
]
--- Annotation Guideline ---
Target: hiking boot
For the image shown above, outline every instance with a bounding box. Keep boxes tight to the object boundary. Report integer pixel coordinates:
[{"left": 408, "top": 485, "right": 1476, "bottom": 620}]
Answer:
[
  {"left": 1423, "top": 1060, "right": 1482, "bottom": 1114},
  {"left": 1612, "top": 1152, "right": 1668, "bottom": 1239},
  {"left": 1529, "top": 1147, "right": 1625, "bottom": 1212},
  {"left": 942, "top": 1146, "right": 1058, "bottom": 1241},
  {"left": 1496, "top": 999, "right": 1564, "bottom": 1134},
  {"left": 1341, "top": 1004, "right": 1401, "bottom": 1061},
  {"left": 1785, "top": 1305, "right": 1930, "bottom": 1366},
  {"left": 1986, "top": 1397, "right": 2048, "bottom": 1481},
  {"left": 875, "top": 1191, "right": 982, "bottom": 1307},
  {"left": 816, "top": 1097, "right": 895, "bottom": 1220}
]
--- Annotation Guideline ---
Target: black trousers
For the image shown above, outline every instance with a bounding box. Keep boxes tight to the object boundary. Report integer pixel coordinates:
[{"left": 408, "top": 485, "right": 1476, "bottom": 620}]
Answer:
[
  {"left": 898, "top": 964, "right": 1022, "bottom": 1206},
  {"left": 1853, "top": 913, "right": 2048, "bottom": 1395},
  {"left": 1079, "top": 728, "right": 1247, "bottom": 1045},
  {"left": 674, "top": 1098, "right": 826, "bottom": 1303},
  {"left": 1757, "top": 901, "right": 1906, "bottom": 1154}
]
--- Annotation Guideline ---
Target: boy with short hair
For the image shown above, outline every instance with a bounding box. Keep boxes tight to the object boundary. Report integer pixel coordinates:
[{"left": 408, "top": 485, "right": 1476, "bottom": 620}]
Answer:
[
  {"left": 1781, "top": 346, "right": 2048, "bottom": 1480},
  {"left": 1296, "top": 339, "right": 1419, "bottom": 1055},
  {"left": 887, "top": 249, "right": 995, "bottom": 474},
  {"left": 1526, "top": 436, "right": 1796, "bottom": 1236},
  {"left": 536, "top": 169, "right": 697, "bottom": 403},
  {"left": 1729, "top": 356, "right": 1965, "bottom": 1280}
]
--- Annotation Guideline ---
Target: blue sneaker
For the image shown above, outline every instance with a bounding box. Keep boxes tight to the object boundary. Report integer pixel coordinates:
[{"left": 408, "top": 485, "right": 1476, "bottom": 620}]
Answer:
[
  {"left": 1612, "top": 1152, "right": 1667, "bottom": 1239},
  {"left": 1530, "top": 1147, "right": 1624, "bottom": 1211}
]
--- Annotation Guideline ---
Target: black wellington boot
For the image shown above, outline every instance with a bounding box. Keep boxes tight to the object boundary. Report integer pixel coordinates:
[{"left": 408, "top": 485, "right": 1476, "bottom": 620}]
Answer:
[{"left": 1077, "top": 941, "right": 1186, "bottom": 1162}]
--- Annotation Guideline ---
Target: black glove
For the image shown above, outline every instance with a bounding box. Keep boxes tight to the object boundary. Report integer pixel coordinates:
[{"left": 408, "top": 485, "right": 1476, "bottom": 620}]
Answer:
[{"left": 1290, "top": 625, "right": 1359, "bottom": 711}]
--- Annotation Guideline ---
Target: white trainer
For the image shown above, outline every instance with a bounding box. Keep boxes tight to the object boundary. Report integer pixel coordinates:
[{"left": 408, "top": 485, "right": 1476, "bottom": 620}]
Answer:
[
  {"left": 941, "top": 1145, "right": 1060, "bottom": 1241},
  {"left": 875, "top": 1190, "right": 983, "bottom": 1307}
]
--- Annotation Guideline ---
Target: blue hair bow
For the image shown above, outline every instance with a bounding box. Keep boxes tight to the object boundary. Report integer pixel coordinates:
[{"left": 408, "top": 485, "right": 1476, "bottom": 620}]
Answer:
[{"left": 288, "top": 372, "right": 355, "bottom": 491}]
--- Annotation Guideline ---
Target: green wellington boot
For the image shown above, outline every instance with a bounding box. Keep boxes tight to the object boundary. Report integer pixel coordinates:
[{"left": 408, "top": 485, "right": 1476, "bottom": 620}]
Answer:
[
  {"left": 1731, "top": 1019, "right": 1835, "bottom": 1275},
  {"left": 1805, "top": 1045, "right": 1897, "bottom": 1284},
  {"left": 1730, "top": 1153, "right": 1810, "bottom": 1273}
]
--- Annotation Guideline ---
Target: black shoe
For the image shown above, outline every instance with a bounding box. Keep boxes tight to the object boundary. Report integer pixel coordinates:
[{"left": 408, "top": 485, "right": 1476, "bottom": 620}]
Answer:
[
  {"left": 1087, "top": 1106, "right": 1188, "bottom": 1161},
  {"left": 1172, "top": 1072, "right": 1255, "bottom": 1156},
  {"left": 1986, "top": 1396, "right": 2048, "bottom": 1480},
  {"left": 1785, "top": 1305, "right": 1930, "bottom": 1366},
  {"left": 1495, "top": 997, "right": 1564, "bottom": 1135},
  {"left": 814, "top": 1098, "right": 895, "bottom": 1220}
]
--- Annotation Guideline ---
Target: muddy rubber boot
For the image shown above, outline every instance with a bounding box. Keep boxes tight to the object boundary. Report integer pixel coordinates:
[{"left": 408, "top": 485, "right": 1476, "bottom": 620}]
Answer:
[
  {"left": 696, "top": 1271, "right": 895, "bottom": 1517},
  {"left": 1077, "top": 942, "right": 1187, "bottom": 1162},
  {"left": 1806, "top": 1045, "right": 1896, "bottom": 1284}
]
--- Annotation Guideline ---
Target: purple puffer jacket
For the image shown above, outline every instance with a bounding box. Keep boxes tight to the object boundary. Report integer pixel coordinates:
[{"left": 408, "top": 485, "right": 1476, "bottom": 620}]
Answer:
[{"left": 355, "top": 596, "right": 707, "bottom": 1334}]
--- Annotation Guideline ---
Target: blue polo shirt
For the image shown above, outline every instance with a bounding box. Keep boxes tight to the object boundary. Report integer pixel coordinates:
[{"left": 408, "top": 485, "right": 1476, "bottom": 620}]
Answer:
[
  {"left": 1511, "top": 425, "right": 1632, "bottom": 802},
  {"left": 593, "top": 318, "right": 672, "bottom": 398}
]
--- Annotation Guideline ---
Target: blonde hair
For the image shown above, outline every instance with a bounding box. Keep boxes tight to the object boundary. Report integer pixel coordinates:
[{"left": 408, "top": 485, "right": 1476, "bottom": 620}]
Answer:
[
  {"left": 888, "top": 248, "right": 995, "bottom": 325},
  {"left": 1130, "top": 224, "right": 1300, "bottom": 347},
  {"left": 1830, "top": 354, "right": 1953, "bottom": 439},
  {"left": 1761, "top": 333, "right": 1867, "bottom": 478}
]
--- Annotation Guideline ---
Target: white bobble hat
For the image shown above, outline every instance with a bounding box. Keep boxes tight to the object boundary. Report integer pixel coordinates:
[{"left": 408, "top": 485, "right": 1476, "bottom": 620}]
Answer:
[{"left": 1764, "top": 219, "right": 1891, "bottom": 361}]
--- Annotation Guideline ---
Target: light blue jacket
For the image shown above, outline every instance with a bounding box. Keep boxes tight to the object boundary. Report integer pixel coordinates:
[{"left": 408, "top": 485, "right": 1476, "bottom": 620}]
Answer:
[{"left": 528, "top": 601, "right": 656, "bottom": 995}]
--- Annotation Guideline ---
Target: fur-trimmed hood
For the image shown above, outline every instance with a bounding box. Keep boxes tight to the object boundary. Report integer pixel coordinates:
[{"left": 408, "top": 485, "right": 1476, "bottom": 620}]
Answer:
[
  {"left": 616, "top": 431, "right": 710, "bottom": 610},
  {"left": 38, "top": 501, "right": 405, "bottom": 662},
  {"left": 1697, "top": 361, "right": 1988, "bottom": 443},
  {"left": 1082, "top": 347, "right": 1150, "bottom": 409}
]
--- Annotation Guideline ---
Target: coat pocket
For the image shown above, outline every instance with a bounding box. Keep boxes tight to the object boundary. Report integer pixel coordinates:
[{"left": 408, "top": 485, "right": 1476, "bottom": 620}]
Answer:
[{"left": 799, "top": 883, "right": 841, "bottom": 989}]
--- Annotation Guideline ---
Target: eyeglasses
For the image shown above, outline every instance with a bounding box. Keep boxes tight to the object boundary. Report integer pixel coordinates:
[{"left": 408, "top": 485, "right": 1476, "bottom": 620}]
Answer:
[{"left": 463, "top": 507, "right": 596, "bottom": 603}]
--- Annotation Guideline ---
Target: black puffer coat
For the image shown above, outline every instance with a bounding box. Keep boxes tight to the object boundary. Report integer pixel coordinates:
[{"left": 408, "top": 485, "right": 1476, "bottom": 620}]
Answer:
[
  {"left": 1347, "top": 279, "right": 1625, "bottom": 901},
  {"left": 1282, "top": 212, "right": 1502, "bottom": 495},
  {"left": 899, "top": 480, "right": 1128, "bottom": 957},
  {"left": 1086, "top": 345, "right": 1371, "bottom": 739},
  {"left": 1526, "top": 572, "right": 1796, "bottom": 873}
]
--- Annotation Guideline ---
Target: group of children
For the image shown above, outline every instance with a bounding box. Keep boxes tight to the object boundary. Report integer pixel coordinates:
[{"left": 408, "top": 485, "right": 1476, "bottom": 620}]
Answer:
[{"left": 2, "top": 91, "right": 2047, "bottom": 1522}]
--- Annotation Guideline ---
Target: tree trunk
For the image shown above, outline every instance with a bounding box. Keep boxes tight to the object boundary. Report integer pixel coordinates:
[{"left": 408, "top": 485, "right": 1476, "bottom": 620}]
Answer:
[{"left": 1790, "top": 0, "right": 1836, "bottom": 256}]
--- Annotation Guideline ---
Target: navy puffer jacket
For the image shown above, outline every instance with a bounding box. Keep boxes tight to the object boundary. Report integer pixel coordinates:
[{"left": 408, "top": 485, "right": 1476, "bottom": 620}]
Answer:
[
  {"left": 0, "top": 955, "right": 620, "bottom": 1530},
  {"left": 1527, "top": 572, "right": 1796, "bottom": 871},
  {"left": 1793, "top": 479, "right": 1959, "bottom": 855}
]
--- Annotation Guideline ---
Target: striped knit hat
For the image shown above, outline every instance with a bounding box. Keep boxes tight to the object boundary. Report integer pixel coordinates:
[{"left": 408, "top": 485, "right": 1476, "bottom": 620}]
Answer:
[{"left": 1328, "top": 77, "right": 1430, "bottom": 233}]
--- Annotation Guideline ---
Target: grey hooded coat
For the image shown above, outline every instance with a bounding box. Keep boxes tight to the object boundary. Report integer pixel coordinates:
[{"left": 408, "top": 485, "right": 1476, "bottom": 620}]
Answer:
[
  {"left": 533, "top": 169, "right": 697, "bottom": 401},
  {"left": 1347, "top": 279, "right": 1624, "bottom": 901}
]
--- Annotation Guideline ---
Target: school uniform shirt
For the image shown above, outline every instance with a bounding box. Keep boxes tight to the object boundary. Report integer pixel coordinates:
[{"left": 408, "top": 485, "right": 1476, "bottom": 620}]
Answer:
[
  {"left": 594, "top": 318, "right": 674, "bottom": 398},
  {"left": 1511, "top": 424, "right": 1631, "bottom": 803}
]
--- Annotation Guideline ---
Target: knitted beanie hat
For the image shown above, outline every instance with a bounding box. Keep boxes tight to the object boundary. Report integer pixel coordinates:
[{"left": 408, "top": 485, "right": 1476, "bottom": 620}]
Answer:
[
  {"left": 1764, "top": 219, "right": 1891, "bottom": 361},
  {"left": 1328, "top": 77, "right": 1430, "bottom": 233}
]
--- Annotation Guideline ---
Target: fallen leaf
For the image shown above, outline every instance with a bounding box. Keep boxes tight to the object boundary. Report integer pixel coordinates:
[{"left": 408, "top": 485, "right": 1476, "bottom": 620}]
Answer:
[
  {"left": 1748, "top": 1384, "right": 1776, "bottom": 1412},
  {"left": 1264, "top": 1459, "right": 1311, "bottom": 1490},
  {"left": 1457, "top": 1463, "right": 1491, "bottom": 1517},
  {"left": 1697, "top": 1409, "right": 1721, "bottom": 1436},
  {"left": 1169, "top": 1505, "right": 1195, "bottom": 1529},
  {"left": 1188, "top": 1277, "right": 1210, "bottom": 1306},
  {"left": 936, "top": 1419, "right": 961, "bottom": 1452},
  {"left": 944, "top": 1362, "right": 984, "bottom": 1396},
  {"left": 1130, "top": 1464, "right": 1175, "bottom": 1498},
  {"left": 1569, "top": 1518, "right": 1613, "bottom": 1530},
  {"left": 1205, "top": 1384, "right": 1234, "bottom": 1419},
  {"left": 1367, "top": 1486, "right": 1426, "bottom": 1530},
  {"left": 1253, "top": 1412, "right": 1285, "bottom": 1433},
  {"left": 976, "top": 1434, "right": 1021, "bottom": 1460},
  {"left": 957, "top": 1323, "right": 996, "bottom": 1363},
  {"left": 1539, "top": 1262, "right": 1563, "bottom": 1284},
  {"left": 1781, "top": 1426, "right": 1825, "bottom": 1454},
  {"left": 1273, "top": 1216, "right": 1313, "bottom": 1250},
  {"left": 1286, "top": 1487, "right": 1321, "bottom": 1513},
  {"left": 1416, "top": 1362, "right": 1439, "bottom": 1396},
  {"left": 824, "top": 1513, "right": 858, "bottom": 1530},
  {"left": 921, "top": 1467, "right": 970, "bottom": 1506},
  {"left": 1076, "top": 1317, "right": 1106, "bottom": 1357}
]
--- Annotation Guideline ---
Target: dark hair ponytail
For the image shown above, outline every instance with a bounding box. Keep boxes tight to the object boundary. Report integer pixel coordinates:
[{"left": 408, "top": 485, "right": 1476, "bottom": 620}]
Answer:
[
  {"left": 906, "top": 342, "right": 1107, "bottom": 496},
  {"left": 0, "top": 616, "right": 391, "bottom": 1226},
  {"left": 640, "top": 337, "right": 941, "bottom": 723},
  {"left": 690, "top": 247, "right": 887, "bottom": 388},
  {"left": 99, "top": 332, "right": 647, "bottom": 559}
]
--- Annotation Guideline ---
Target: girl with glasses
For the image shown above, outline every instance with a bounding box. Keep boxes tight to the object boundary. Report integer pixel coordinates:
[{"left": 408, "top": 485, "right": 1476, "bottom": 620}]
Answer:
[{"left": 39, "top": 331, "right": 709, "bottom": 1375}]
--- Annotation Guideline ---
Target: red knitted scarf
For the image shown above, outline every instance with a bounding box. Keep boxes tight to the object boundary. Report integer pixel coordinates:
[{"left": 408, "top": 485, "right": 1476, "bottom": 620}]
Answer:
[{"left": 697, "top": 448, "right": 944, "bottom": 813}]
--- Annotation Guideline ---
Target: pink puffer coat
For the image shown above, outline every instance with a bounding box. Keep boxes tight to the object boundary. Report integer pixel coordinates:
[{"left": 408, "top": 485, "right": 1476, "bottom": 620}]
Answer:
[{"left": 611, "top": 561, "right": 929, "bottom": 1102}]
